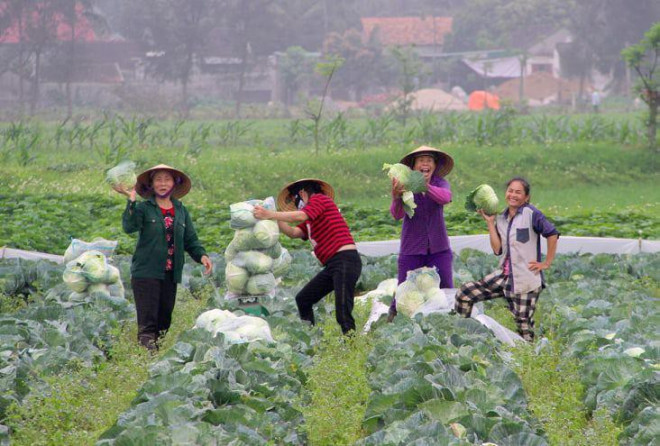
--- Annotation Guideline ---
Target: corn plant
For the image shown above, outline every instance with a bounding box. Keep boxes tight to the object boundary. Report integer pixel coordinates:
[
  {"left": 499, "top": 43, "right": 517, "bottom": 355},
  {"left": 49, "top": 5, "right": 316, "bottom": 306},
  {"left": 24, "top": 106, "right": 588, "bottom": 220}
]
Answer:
[
  {"left": 186, "top": 123, "right": 212, "bottom": 158},
  {"left": 15, "top": 133, "right": 39, "bottom": 167},
  {"left": 324, "top": 112, "right": 349, "bottom": 152},
  {"left": 217, "top": 120, "right": 253, "bottom": 146},
  {"left": 167, "top": 119, "right": 187, "bottom": 147},
  {"left": 364, "top": 114, "right": 394, "bottom": 145},
  {"left": 117, "top": 115, "right": 154, "bottom": 147}
]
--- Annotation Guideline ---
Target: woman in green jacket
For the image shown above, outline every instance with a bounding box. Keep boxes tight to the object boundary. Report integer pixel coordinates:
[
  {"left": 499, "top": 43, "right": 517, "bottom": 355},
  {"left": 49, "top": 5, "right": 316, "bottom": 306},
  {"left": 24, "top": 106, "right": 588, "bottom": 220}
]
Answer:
[{"left": 113, "top": 164, "right": 212, "bottom": 350}]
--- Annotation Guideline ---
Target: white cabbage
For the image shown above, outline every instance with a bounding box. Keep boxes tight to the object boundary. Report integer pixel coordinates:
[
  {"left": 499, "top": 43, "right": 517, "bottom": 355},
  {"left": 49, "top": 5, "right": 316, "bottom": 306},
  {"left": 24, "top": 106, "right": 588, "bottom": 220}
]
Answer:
[
  {"left": 396, "top": 289, "right": 425, "bottom": 317},
  {"left": 105, "top": 160, "right": 137, "bottom": 190},
  {"left": 225, "top": 262, "right": 249, "bottom": 294},
  {"left": 231, "top": 228, "right": 260, "bottom": 251},
  {"left": 62, "top": 264, "right": 88, "bottom": 293},
  {"left": 77, "top": 250, "right": 108, "bottom": 283},
  {"left": 232, "top": 251, "right": 274, "bottom": 274},
  {"left": 229, "top": 201, "right": 258, "bottom": 229},
  {"left": 246, "top": 273, "right": 276, "bottom": 295},
  {"left": 376, "top": 278, "right": 398, "bottom": 296},
  {"left": 412, "top": 267, "right": 440, "bottom": 292},
  {"left": 252, "top": 220, "right": 279, "bottom": 248},
  {"left": 271, "top": 248, "right": 292, "bottom": 278},
  {"left": 195, "top": 309, "right": 274, "bottom": 344}
]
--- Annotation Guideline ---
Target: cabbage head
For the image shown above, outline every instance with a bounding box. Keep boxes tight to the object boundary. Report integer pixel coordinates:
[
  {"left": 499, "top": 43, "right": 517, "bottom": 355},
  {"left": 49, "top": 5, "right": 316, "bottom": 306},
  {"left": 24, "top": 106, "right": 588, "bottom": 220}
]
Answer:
[
  {"left": 465, "top": 184, "right": 500, "bottom": 215},
  {"left": 195, "top": 309, "right": 235, "bottom": 331},
  {"left": 396, "top": 289, "right": 425, "bottom": 317},
  {"left": 261, "top": 242, "right": 283, "bottom": 259},
  {"left": 225, "top": 262, "right": 249, "bottom": 294},
  {"left": 230, "top": 201, "right": 258, "bottom": 229},
  {"left": 105, "top": 161, "right": 137, "bottom": 190},
  {"left": 411, "top": 267, "right": 440, "bottom": 292},
  {"left": 231, "top": 228, "right": 260, "bottom": 251},
  {"left": 224, "top": 240, "right": 239, "bottom": 262},
  {"left": 73, "top": 250, "right": 108, "bottom": 283},
  {"left": 252, "top": 220, "right": 279, "bottom": 248},
  {"left": 382, "top": 163, "right": 427, "bottom": 193},
  {"left": 63, "top": 263, "right": 88, "bottom": 293},
  {"left": 383, "top": 163, "right": 427, "bottom": 218},
  {"left": 233, "top": 251, "right": 274, "bottom": 274},
  {"left": 102, "top": 264, "right": 120, "bottom": 284},
  {"left": 246, "top": 273, "right": 276, "bottom": 295},
  {"left": 272, "top": 248, "right": 292, "bottom": 278}
]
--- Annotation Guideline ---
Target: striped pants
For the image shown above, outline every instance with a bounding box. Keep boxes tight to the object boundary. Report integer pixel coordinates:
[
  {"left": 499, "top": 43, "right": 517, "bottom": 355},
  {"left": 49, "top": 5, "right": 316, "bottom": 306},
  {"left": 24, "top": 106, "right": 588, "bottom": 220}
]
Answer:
[{"left": 454, "top": 271, "right": 540, "bottom": 342}]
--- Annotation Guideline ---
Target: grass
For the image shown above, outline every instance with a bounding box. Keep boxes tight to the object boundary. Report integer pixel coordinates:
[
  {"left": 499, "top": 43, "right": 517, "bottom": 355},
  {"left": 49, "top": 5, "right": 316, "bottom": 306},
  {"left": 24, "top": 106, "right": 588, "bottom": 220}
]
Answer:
[
  {"left": 5, "top": 289, "right": 207, "bottom": 446},
  {"left": 301, "top": 301, "right": 373, "bottom": 446},
  {"left": 486, "top": 300, "right": 623, "bottom": 446},
  {"left": 511, "top": 339, "right": 622, "bottom": 446}
]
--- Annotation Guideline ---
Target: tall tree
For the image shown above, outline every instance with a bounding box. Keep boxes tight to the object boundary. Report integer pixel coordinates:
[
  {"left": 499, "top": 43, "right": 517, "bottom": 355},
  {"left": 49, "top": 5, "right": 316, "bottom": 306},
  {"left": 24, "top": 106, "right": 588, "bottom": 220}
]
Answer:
[
  {"left": 22, "top": 0, "right": 60, "bottom": 115},
  {"left": 322, "top": 28, "right": 383, "bottom": 101},
  {"left": 0, "top": 0, "right": 30, "bottom": 113},
  {"left": 119, "top": 0, "right": 222, "bottom": 116},
  {"left": 278, "top": 46, "right": 315, "bottom": 106},
  {"left": 622, "top": 22, "right": 660, "bottom": 151}
]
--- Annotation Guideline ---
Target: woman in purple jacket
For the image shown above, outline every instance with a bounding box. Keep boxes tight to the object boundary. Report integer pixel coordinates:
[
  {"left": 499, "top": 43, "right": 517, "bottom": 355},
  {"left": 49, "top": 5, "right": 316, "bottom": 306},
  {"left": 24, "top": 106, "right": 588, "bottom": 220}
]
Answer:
[{"left": 388, "top": 146, "right": 454, "bottom": 321}]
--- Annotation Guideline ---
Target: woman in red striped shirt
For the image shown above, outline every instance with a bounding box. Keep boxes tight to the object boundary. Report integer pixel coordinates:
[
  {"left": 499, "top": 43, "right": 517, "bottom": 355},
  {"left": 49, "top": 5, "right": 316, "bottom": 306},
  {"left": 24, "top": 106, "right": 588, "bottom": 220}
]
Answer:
[{"left": 254, "top": 179, "right": 361, "bottom": 334}]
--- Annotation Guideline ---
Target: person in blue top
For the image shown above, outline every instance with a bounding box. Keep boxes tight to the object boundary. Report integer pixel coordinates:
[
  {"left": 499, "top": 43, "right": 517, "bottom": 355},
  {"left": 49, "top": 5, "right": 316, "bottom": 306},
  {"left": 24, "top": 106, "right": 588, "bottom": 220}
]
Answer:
[{"left": 454, "top": 177, "right": 559, "bottom": 342}]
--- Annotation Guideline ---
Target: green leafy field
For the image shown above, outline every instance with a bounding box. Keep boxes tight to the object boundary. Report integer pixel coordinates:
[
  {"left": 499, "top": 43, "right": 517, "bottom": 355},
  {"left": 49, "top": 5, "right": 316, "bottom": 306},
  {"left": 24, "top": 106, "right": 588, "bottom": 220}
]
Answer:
[{"left": 0, "top": 115, "right": 657, "bottom": 445}]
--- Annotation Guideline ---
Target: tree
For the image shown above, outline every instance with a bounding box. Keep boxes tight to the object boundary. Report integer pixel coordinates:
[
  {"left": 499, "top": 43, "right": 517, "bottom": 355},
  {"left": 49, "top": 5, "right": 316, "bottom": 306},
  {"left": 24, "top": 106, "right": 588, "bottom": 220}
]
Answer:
[
  {"left": 388, "top": 45, "right": 425, "bottom": 127},
  {"left": 322, "top": 28, "right": 382, "bottom": 101},
  {"left": 305, "top": 55, "right": 343, "bottom": 154},
  {"left": 622, "top": 22, "right": 660, "bottom": 151},
  {"left": 278, "top": 46, "right": 315, "bottom": 106},
  {"left": 119, "top": 0, "right": 221, "bottom": 116}
]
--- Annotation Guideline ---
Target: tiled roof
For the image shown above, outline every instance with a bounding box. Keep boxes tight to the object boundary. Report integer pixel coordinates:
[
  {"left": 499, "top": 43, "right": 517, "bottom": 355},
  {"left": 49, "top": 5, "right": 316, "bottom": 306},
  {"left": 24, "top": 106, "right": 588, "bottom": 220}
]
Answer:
[
  {"left": 361, "top": 17, "right": 452, "bottom": 46},
  {"left": 0, "top": 3, "right": 98, "bottom": 43}
]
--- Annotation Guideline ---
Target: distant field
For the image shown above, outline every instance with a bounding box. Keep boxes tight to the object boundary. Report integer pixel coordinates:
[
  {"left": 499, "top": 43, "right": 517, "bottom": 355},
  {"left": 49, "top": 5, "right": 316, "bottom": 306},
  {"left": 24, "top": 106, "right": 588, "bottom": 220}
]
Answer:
[{"left": 0, "top": 114, "right": 658, "bottom": 254}]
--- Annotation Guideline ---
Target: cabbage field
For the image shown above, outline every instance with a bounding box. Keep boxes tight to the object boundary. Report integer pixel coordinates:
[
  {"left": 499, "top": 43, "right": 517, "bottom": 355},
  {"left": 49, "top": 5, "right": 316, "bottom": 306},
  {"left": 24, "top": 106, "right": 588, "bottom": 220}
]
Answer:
[
  {"left": 0, "top": 248, "right": 657, "bottom": 445},
  {"left": 0, "top": 114, "right": 658, "bottom": 445}
]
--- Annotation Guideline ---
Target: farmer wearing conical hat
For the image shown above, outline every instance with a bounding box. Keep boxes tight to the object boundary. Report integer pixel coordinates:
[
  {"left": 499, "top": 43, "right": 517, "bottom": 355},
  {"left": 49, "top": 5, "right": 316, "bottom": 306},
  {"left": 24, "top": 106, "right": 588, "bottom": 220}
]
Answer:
[
  {"left": 254, "top": 178, "right": 361, "bottom": 334},
  {"left": 113, "top": 164, "right": 212, "bottom": 350},
  {"left": 389, "top": 146, "right": 455, "bottom": 322}
]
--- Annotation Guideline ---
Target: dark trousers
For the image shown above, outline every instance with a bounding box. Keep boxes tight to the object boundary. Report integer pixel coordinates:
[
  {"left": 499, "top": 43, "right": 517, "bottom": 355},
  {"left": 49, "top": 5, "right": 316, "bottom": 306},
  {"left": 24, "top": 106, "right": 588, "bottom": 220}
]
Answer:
[
  {"left": 295, "top": 250, "right": 362, "bottom": 334},
  {"left": 131, "top": 271, "right": 177, "bottom": 348}
]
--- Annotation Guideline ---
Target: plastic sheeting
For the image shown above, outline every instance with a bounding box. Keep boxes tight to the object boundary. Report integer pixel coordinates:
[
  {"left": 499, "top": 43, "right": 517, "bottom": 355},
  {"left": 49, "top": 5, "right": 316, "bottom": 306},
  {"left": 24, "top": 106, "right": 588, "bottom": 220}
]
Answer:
[
  {"left": 356, "top": 235, "right": 660, "bottom": 257},
  {"left": 1, "top": 247, "right": 65, "bottom": 264},
  {"left": 3, "top": 235, "right": 658, "bottom": 265}
]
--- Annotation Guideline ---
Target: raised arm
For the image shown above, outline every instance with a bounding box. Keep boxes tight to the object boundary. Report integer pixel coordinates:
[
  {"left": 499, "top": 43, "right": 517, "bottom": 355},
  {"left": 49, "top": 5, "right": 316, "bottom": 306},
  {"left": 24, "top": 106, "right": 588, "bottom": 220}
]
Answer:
[{"left": 254, "top": 205, "right": 307, "bottom": 239}]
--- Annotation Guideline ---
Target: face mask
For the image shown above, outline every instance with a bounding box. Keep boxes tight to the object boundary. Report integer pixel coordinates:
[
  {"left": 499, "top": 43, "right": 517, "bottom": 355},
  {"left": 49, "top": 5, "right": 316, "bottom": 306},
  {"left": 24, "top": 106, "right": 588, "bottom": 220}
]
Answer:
[{"left": 295, "top": 194, "right": 305, "bottom": 210}]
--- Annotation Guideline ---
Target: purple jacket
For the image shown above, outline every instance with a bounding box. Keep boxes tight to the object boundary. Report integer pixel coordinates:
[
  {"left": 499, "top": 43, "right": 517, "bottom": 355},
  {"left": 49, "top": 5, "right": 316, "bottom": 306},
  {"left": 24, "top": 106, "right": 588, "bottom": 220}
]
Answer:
[{"left": 390, "top": 176, "right": 452, "bottom": 255}]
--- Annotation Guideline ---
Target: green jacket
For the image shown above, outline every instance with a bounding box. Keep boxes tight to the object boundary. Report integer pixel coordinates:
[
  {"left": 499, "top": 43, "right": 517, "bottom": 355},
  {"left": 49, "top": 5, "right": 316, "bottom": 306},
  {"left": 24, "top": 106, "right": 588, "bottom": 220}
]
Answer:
[{"left": 122, "top": 196, "right": 207, "bottom": 283}]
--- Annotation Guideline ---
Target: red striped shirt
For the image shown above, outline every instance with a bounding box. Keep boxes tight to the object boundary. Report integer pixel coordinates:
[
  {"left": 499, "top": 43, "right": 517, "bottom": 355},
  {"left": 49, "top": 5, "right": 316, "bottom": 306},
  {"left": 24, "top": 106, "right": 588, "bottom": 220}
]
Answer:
[{"left": 297, "top": 194, "right": 355, "bottom": 265}]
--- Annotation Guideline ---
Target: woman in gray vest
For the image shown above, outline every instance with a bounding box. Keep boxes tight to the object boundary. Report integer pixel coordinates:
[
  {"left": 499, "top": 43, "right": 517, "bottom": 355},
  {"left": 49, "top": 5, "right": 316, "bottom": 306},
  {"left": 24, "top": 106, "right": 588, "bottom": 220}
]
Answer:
[{"left": 454, "top": 177, "right": 559, "bottom": 342}]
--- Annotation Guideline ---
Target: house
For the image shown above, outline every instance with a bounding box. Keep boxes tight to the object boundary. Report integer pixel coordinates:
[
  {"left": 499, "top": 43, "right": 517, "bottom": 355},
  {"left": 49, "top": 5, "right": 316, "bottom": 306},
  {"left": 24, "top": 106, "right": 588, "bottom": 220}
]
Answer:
[
  {"left": 0, "top": 2, "right": 141, "bottom": 108},
  {"left": 458, "top": 28, "right": 608, "bottom": 104},
  {"left": 360, "top": 16, "right": 453, "bottom": 60}
]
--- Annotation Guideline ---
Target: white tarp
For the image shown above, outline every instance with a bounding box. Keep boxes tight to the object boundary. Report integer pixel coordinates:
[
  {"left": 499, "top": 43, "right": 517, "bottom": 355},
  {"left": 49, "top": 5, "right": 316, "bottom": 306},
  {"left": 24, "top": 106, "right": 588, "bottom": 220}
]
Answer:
[
  {"left": 0, "top": 247, "right": 65, "bottom": 264},
  {"left": 2, "top": 236, "right": 658, "bottom": 264},
  {"left": 356, "top": 235, "right": 660, "bottom": 257}
]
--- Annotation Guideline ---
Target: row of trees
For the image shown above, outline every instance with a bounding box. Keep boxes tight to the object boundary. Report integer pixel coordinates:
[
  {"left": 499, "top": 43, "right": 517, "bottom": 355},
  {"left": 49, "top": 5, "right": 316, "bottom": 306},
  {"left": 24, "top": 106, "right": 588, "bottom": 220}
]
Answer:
[{"left": 0, "top": 0, "right": 658, "bottom": 127}]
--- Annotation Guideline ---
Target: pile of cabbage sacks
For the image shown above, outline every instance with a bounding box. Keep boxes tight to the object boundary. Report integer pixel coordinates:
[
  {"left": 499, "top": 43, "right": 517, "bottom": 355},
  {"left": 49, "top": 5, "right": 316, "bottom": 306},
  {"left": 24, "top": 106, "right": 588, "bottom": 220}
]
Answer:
[
  {"left": 224, "top": 198, "right": 291, "bottom": 296},
  {"left": 194, "top": 309, "right": 274, "bottom": 344},
  {"left": 395, "top": 267, "right": 451, "bottom": 317},
  {"left": 61, "top": 249, "right": 126, "bottom": 307}
]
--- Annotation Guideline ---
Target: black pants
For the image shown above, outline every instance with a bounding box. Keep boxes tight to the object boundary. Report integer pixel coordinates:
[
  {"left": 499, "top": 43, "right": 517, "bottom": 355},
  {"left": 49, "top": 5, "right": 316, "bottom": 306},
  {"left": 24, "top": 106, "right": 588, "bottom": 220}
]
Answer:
[
  {"left": 131, "top": 271, "right": 177, "bottom": 348},
  {"left": 295, "top": 250, "right": 362, "bottom": 334}
]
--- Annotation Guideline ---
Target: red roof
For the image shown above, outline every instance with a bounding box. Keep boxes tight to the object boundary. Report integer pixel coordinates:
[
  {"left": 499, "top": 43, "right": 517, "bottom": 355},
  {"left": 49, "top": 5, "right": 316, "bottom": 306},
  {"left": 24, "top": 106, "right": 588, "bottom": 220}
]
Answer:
[
  {"left": 0, "top": 2, "right": 98, "bottom": 43},
  {"left": 361, "top": 17, "right": 452, "bottom": 46}
]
